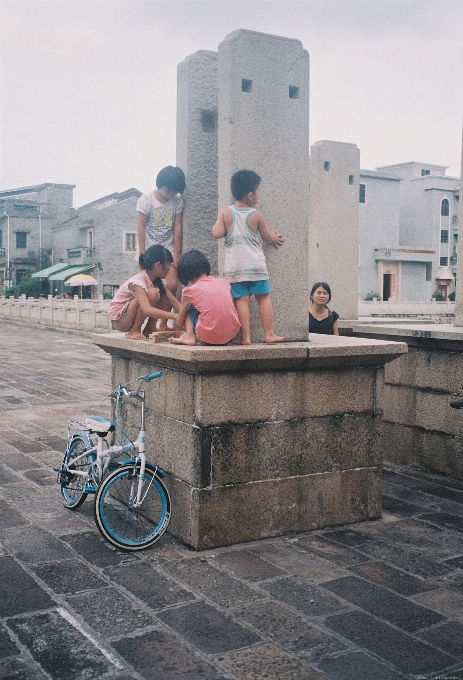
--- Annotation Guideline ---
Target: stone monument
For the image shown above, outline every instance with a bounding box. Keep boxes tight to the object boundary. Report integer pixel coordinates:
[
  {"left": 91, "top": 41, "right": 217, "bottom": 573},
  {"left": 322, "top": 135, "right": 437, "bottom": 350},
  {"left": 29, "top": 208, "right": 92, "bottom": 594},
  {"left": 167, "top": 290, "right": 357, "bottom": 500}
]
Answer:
[
  {"left": 177, "top": 29, "right": 310, "bottom": 341},
  {"left": 308, "top": 140, "right": 360, "bottom": 320},
  {"left": 176, "top": 50, "right": 219, "bottom": 274}
]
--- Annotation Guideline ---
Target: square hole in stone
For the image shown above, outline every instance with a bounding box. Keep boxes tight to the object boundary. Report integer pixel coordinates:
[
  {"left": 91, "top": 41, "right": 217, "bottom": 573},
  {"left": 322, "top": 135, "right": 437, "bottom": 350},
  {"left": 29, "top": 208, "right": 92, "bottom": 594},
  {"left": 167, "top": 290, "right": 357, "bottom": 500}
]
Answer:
[
  {"left": 324, "top": 161, "right": 330, "bottom": 171},
  {"left": 201, "top": 110, "right": 216, "bottom": 133},
  {"left": 349, "top": 175, "right": 354, "bottom": 184},
  {"left": 242, "top": 79, "right": 252, "bottom": 93},
  {"left": 289, "top": 85, "right": 300, "bottom": 99}
]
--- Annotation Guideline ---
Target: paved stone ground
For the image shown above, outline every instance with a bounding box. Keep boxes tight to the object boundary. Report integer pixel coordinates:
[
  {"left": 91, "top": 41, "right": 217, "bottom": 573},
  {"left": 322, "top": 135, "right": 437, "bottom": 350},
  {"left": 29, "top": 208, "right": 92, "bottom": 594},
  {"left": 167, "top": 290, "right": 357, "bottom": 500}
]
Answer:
[{"left": 1, "top": 322, "right": 463, "bottom": 680}]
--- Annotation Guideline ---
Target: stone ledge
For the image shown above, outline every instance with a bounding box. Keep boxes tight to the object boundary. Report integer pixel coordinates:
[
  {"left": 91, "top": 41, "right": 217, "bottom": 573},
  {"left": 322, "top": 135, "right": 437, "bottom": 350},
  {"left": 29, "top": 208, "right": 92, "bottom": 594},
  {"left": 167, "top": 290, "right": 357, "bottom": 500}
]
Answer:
[
  {"left": 94, "top": 332, "right": 407, "bottom": 374},
  {"left": 344, "top": 322, "right": 463, "bottom": 351}
]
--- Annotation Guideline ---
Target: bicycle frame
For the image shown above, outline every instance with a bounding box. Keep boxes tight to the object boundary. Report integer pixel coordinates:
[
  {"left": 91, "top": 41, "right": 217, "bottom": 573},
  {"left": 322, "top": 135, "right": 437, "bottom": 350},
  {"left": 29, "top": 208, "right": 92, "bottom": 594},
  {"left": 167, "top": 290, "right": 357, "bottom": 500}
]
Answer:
[{"left": 63, "top": 372, "right": 161, "bottom": 506}]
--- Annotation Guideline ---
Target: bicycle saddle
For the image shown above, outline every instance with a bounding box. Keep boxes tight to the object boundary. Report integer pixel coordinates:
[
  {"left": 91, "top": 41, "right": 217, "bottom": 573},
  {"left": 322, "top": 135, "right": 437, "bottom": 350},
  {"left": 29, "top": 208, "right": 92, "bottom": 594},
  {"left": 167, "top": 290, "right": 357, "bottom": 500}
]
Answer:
[{"left": 85, "top": 416, "right": 116, "bottom": 433}]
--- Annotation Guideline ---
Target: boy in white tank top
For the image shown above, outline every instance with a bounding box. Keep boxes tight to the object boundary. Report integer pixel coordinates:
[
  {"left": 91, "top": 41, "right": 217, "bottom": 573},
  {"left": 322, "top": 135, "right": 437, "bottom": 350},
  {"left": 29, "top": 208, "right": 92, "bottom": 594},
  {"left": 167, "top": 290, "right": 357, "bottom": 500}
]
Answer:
[{"left": 212, "top": 169, "right": 284, "bottom": 344}]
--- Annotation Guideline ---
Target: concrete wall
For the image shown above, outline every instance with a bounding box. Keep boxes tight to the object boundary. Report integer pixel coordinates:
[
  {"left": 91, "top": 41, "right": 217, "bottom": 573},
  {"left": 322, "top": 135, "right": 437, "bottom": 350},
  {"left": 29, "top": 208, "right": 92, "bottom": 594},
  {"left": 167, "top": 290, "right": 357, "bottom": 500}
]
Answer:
[
  {"left": 95, "top": 334, "right": 406, "bottom": 549},
  {"left": 217, "top": 29, "right": 310, "bottom": 341},
  {"left": 347, "top": 323, "right": 463, "bottom": 480},
  {"left": 400, "top": 261, "right": 431, "bottom": 301},
  {"left": 358, "top": 170, "right": 400, "bottom": 299},
  {"left": 309, "top": 140, "right": 359, "bottom": 319},
  {"left": 177, "top": 51, "right": 219, "bottom": 274}
]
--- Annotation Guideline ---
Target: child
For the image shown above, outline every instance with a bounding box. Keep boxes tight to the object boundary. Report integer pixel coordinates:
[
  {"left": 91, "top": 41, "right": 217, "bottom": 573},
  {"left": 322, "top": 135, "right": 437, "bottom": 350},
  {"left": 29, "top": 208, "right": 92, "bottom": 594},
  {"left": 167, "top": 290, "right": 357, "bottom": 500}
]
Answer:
[
  {"left": 109, "top": 245, "right": 179, "bottom": 340},
  {"left": 212, "top": 169, "right": 284, "bottom": 344},
  {"left": 169, "top": 250, "right": 240, "bottom": 346},
  {"left": 136, "top": 166, "right": 186, "bottom": 328}
]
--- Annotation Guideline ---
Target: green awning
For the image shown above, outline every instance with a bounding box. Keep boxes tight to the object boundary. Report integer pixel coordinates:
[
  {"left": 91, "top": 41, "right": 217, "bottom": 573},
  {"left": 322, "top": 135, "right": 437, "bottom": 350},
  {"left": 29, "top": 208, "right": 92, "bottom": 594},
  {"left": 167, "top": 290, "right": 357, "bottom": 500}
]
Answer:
[
  {"left": 49, "top": 264, "right": 94, "bottom": 281},
  {"left": 31, "top": 262, "right": 71, "bottom": 278}
]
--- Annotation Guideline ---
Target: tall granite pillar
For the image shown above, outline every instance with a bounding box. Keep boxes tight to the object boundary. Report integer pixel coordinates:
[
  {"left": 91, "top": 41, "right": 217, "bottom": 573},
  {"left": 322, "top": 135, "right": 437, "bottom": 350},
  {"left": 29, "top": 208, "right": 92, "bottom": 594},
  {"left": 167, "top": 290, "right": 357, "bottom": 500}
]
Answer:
[
  {"left": 454, "top": 125, "right": 463, "bottom": 326},
  {"left": 176, "top": 51, "right": 219, "bottom": 274},
  {"left": 217, "top": 30, "right": 310, "bottom": 341},
  {"left": 309, "top": 140, "right": 360, "bottom": 320}
]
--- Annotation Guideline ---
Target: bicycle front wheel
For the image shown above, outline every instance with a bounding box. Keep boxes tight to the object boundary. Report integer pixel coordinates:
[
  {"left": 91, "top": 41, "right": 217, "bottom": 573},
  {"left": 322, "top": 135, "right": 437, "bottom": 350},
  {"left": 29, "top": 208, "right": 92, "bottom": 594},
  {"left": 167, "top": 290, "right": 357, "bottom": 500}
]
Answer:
[
  {"left": 60, "top": 435, "right": 91, "bottom": 509},
  {"left": 94, "top": 464, "right": 171, "bottom": 550}
]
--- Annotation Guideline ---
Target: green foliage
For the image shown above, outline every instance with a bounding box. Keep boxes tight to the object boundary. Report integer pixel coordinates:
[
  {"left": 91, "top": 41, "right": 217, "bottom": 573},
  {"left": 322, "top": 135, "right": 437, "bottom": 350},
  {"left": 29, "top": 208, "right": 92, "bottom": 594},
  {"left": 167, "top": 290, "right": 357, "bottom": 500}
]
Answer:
[
  {"left": 449, "top": 291, "right": 456, "bottom": 301},
  {"left": 432, "top": 292, "right": 445, "bottom": 301},
  {"left": 4, "top": 273, "right": 42, "bottom": 298},
  {"left": 364, "top": 291, "right": 380, "bottom": 301}
]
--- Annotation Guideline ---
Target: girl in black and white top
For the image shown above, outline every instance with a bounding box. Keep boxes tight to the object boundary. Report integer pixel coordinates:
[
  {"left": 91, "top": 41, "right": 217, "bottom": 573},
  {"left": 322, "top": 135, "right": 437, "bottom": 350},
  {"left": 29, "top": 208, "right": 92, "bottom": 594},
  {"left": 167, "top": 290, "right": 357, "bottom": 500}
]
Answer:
[{"left": 308, "top": 282, "right": 339, "bottom": 335}]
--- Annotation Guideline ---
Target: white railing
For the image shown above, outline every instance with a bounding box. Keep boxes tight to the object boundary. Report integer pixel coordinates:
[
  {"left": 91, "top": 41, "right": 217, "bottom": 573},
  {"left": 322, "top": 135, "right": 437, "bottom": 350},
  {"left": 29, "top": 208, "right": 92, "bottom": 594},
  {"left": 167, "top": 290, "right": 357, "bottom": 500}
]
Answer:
[
  {"left": 359, "top": 299, "right": 455, "bottom": 317},
  {"left": 0, "top": 295, "right": 112, "bottom": 332}
]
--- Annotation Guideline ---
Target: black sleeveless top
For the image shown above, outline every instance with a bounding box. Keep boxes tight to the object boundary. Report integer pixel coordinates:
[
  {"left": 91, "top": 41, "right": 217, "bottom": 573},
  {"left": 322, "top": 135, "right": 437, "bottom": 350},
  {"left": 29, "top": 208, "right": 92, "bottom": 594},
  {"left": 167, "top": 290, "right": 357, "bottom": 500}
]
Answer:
[{"left": 308, "top": 310, "right": 339, "bottom": 335}]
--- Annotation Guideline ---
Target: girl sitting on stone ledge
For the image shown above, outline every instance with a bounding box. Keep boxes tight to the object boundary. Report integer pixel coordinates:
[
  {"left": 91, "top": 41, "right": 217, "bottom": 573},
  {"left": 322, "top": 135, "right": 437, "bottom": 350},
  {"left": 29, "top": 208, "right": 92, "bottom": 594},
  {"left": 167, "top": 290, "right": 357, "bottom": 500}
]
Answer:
[
  {"left": 109, "top": 245, "right": 180, "bottom": 340},
  {"left": 169, "top": 250, "right": 240, "bottom": 346}
]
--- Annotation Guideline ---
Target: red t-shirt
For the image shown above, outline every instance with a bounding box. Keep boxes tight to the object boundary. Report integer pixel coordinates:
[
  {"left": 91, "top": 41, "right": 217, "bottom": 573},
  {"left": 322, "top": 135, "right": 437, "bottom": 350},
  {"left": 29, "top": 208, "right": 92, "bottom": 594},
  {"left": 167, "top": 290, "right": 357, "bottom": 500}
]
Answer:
[{"left": 182, "top": 276, "right": 240, "bottom": 345}]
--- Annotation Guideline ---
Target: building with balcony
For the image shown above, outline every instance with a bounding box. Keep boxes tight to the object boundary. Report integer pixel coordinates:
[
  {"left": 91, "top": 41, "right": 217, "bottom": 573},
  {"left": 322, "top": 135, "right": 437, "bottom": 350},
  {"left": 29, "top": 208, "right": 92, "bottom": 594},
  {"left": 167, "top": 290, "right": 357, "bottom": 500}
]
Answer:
[
  {"left": 0, "top": 183, "right": 75, "bottom": 291},
  {"left": 359, "top": 162, "right": 460, "bottom": 301}
]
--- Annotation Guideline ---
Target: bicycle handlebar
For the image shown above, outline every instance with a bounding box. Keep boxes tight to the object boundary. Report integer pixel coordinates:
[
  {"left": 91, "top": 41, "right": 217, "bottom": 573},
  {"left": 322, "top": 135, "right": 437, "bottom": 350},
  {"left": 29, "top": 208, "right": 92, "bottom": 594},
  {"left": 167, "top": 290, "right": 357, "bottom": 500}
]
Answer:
[{"left": 140, "top": 372, "right": 163, "bottom": 382}]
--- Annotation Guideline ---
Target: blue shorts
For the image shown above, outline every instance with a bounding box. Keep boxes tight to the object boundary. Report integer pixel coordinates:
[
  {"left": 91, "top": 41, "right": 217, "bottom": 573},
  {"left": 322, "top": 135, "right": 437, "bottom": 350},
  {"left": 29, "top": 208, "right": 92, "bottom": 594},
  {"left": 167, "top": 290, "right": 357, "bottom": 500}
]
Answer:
[
  {"left": 230, "top": 280, "right": 271, "bottom": 299},
  {"left": 188, "top": 304, "right": 200, "bottom": 335}
]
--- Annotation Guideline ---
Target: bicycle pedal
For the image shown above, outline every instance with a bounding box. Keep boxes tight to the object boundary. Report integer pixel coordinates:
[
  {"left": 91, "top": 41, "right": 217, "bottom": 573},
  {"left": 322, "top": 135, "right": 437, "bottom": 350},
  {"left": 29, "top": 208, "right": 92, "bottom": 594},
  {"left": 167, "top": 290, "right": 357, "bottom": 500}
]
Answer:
[
  {"left": 53, "top": 466, "right": 65, "bottom": 473},
  {"left": 84, "top": 485, "right": 98, "bottom": 494}
]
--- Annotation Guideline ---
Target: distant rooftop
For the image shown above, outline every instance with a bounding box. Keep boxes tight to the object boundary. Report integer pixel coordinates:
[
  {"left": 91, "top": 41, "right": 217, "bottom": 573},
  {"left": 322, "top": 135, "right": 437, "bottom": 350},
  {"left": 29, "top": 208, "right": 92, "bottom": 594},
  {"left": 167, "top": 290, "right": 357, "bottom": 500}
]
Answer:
[
  {"left": 77, "top": 188, "right": 141, "bottom": 210},
  {"left": 0, "top": 183, "right": 76, "bottom": 199}
]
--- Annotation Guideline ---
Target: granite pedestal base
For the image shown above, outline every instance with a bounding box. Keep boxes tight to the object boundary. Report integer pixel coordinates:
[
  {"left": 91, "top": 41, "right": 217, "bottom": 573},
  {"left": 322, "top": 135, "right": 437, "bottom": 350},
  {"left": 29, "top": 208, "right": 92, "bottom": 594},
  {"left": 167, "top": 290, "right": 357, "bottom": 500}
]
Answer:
[{"left": 94, "top": 335, "right": 407, "bottom": 549}]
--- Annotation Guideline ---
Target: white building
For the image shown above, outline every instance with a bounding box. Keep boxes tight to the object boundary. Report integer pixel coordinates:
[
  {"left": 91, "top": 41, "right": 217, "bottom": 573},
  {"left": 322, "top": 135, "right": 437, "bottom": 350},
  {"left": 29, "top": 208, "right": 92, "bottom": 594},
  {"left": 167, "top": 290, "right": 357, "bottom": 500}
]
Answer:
[{"left": 359, "top": 162, "right": 460, "bottom": 301}]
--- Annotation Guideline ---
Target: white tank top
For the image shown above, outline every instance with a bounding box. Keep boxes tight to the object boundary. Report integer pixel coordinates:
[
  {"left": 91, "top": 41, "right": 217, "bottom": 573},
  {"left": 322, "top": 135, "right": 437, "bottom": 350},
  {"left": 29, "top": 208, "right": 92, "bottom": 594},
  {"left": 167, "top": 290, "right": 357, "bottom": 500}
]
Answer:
[{"left": 224, "top": 206, "right": 269, "bottom": 283}]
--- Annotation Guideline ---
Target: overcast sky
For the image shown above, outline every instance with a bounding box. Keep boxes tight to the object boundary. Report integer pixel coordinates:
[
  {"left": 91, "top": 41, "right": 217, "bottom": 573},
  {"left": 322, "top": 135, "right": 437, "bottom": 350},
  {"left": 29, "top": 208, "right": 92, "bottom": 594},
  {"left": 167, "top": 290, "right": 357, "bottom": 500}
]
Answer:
[{"left": 1, "top": 0, "right": 462, "bottom": 207}]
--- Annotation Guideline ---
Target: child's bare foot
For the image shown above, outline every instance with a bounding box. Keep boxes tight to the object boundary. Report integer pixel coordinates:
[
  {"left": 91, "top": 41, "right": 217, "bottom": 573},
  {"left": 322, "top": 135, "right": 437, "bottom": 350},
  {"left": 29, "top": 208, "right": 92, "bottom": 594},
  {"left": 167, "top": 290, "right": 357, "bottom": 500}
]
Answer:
[
  {"left": 265, "top": 334, "right": 284, "bottom": 343},
  {"left": 158, "top": 321, "right": 169, "bottom": 331},
  {"left": 125, "top": 330, "right": 147, "bottom": 340},
  {"left": 169, "top": 333, "right": 196, "bottom": 345}
]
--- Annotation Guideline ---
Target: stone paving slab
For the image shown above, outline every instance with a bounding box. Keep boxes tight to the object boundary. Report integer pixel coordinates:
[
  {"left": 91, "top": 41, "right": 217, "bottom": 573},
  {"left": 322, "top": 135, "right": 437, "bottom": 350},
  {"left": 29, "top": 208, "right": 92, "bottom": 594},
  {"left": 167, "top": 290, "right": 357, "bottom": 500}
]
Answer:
[{"left": 1, "top": 322, "right": 463, "bottom": 679}]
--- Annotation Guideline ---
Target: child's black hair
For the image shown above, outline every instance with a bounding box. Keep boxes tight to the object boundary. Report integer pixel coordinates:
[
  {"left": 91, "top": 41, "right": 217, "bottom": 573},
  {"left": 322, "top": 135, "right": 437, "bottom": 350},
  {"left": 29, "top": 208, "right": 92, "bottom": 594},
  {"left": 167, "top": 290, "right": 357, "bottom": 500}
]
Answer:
[
  {"left": 230, "top": 169, "right": 261, "bottom": 201},
  {"left": 139, "top": 244, "right": 173, "bottom": 273},
  {"left": 310, "top": 281, "right": 332, "bottom": 304},
  {"left": 156, "top": 166, "right": 186, "bottom": 194},
  {"left": 177, "top": 250, "right": 211, "bottom": 286}
]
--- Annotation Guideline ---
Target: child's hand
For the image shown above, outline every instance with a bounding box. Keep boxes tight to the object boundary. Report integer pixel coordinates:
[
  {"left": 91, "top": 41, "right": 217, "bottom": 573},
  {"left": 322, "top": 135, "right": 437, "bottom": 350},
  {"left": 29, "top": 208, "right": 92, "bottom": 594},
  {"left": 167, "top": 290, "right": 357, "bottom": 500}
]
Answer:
[{"left": 272, "top": 230, "right": 284, "bottom": 248}]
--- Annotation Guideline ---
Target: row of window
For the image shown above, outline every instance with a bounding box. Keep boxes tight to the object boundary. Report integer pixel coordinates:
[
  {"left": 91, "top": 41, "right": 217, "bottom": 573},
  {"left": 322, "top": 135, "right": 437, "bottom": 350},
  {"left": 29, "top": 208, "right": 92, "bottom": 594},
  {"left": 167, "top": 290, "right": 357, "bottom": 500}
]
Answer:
[
  {"left": 0, "top": 230, "right": 137, "bottom": 253},
  {"left": 0, "top": 231, "right": 28, "bottom": 249}
]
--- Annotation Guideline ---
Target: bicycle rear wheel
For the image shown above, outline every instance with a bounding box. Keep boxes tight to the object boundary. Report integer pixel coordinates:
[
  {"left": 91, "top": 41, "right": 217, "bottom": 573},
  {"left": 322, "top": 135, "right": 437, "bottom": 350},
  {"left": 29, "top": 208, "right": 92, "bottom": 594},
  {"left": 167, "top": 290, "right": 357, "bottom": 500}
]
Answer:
[
  {"left": 94, "top": 464, "right": 171, "bottom": 550},
  {"left": 60, "top": 435, "right": 91, "bottom": 509}
]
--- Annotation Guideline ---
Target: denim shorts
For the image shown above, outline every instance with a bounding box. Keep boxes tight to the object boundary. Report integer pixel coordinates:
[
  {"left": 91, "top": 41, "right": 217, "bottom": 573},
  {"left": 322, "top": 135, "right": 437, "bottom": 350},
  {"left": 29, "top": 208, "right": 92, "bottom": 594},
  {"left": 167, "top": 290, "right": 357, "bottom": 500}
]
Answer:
[
  {"left": 188, "top": 304, "right": 200, "bottom": 335},
  {"left": 230, "top": 280, "right": 271, "bottom": 299}
]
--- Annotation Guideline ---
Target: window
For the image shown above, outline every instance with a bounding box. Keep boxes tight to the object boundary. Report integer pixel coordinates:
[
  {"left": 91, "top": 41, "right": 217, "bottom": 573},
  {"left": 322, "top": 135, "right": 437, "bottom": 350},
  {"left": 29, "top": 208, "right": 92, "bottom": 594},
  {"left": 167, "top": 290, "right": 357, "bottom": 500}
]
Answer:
[
  {"left": 454, "top": 233, "right": 459, "bottom": 243},
  {"left": 426, "top": 263, "right": 432, "bottom": 281},
  {"left": 241, "top": 79, "right": 252, "bottom": 93},
  {"left": 349, "top": 175, "right": 354, "bottom": 185},
  {"left": 359, "top": 184, "right": 366, "bottom": 203},
  {"left": 324, "top": 161, "right": 330, "bottom": 171},
  {"left": 440, "top": 257, "right": 448, "bottom": 266},
  {"left": 441, "top": 230, "right": 449, "bottom": 243},
  {"left": 124, "top": 232, "right": 136, "bottom": 252},
  {"left": 441, "top": 198, "right": 449, "bottom": 216},
  {"left": 289, "top": 86, "right": 299, "bottom": 99},
  {"left": 452, "top": 214, "right": 458, "bottom": 226},
  {"left": 87, "top": 230, "right": 93, "bottom": 248},
  {"left": 0, "top": 229, "right": 2, "bottom": 248},
  {"left": 68, "top": 249, "right": 81, "bottom": 258},
  {"left": 16, "top": 232, "right": 27, "bottom": 248},
  {"left": 421, "top": 169, "right": 430, "bottom": 176}
]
